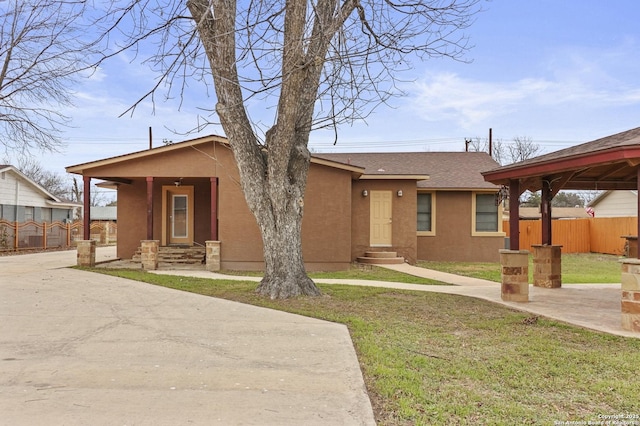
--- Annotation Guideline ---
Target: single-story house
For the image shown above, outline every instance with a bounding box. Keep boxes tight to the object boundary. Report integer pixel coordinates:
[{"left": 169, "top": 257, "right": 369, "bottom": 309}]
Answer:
[
  {"left": 587, "top": 190, "right": 638, "bottom": 217},
  {"left": 66, "top": 135, "right": 504, "bottom": 270},
  {"left": 0, "top": 165, "right": 78, "bottom": 223}
]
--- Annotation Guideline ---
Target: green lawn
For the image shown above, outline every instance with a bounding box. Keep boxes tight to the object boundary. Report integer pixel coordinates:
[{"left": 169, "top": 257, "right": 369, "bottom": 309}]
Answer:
[
  {"left": 419, "top": 252, "right": 623, "bottom": 283},
  {"left": 87, "top": 264, "right": 640, "bottom": 425}
]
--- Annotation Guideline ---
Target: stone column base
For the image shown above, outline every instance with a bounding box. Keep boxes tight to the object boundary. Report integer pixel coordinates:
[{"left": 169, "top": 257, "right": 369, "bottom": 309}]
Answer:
[
  {"left": 532, "top": 245, "right": 562, "bottom": 288},
  {"left": 500, "top": 249, "right": 529, "bottom": 302},
  {"left": 141, "top": 240, "right": 159, "bottom": 270},
  {"left": 76, "top": 240, "right": 96, "bottom": 266},
  {"left": 621, "top": 258, "right": 640, "bottom": 332},
  {"left": 206, "top": 241, "right": 221, "bottom": 272}
]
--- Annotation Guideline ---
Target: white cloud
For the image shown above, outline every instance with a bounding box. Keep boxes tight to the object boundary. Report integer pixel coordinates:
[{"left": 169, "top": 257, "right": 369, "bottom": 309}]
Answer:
[{"left": 408, "top": 67, "right": 640, "bottom": 131}]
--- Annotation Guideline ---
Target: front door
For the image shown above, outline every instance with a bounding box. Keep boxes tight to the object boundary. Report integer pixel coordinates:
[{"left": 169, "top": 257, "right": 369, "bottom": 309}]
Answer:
[
  {"left": 370, "top": 190, "right": 392, "bottom": 246},
  {"left": 162, "top": 186, "right": 194, "bottom": 246}
]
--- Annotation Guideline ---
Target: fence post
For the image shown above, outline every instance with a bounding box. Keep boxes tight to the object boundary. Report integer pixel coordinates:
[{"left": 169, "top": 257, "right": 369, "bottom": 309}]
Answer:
[
  {"left": 14, "top": 221, "right": 18, "bottom": 250},
  {"left": 43, "top": 222, "right": 47, "bottom": 249}
]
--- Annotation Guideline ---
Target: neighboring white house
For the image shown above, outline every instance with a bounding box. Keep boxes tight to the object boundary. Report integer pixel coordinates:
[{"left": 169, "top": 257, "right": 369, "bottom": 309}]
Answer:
[
  {"left": 587, "top": 190, "right": 638, "bottom": 217},
  {"left": 0, "top": 165, "right": 79, "bottom": 222}
]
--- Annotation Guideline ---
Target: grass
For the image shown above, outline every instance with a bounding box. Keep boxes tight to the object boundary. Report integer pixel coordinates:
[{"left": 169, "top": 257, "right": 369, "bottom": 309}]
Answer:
[
  {"left": 419, "top": 252, "right": 623, "bottom": 283},
  {"left": 223, "top": 264, "right": 449, "bottom": 285},
  {"left": 86, "top": 262, "right": 640, "bottom": 425}
]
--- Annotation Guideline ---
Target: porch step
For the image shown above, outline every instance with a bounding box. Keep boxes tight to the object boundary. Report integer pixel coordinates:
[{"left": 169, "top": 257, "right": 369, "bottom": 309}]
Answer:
[{"left": 357, "top": 251, "right": 405, "bottom": 265}]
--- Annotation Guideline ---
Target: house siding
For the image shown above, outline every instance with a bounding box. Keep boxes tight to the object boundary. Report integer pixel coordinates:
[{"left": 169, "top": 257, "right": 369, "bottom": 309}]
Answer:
[
  {"left": 417, "top": 191, "right": 503, "bottom": 262},
  {"left": 592, "top": 190, "right": 637, "bottom": 217},
  {"left": 0, "top": 169, "right": 75, "bottom": 223}
]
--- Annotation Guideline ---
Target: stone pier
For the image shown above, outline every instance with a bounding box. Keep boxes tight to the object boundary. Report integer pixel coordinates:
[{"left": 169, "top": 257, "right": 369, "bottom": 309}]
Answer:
[
  {"left": 141, "top": 240, "right": 159, "bottom": 270},
  {"left": 500, "top": 249, "right": 529, "bottom": 302},
  {"left": 206, "top": 241, "right": 221, "bottom": 272},
  {"left": 76, "top": 240, "right": 96, "bottom": 267},
  {"left": 621, "top": 258, "right": 640, "bottom": 332},
  {"left": 532, "top": 245, "right": 562, "bottom": 288}
]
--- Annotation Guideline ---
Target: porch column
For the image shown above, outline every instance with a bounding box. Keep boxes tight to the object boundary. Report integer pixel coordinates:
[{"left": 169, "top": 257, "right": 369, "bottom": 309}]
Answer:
[
  {"left": 210, "top": 177, "right": 218, "bottom": 240},
  {"left": 141, "top": 239, "right": 159, "bottom": 270},
  {"left": 500, "top": 249, "right": 529, "bottom": 302},
  {"left": 76, "top": 239, "right": 96, "bottom": 266},
  {"left": 146, "top": 177, "right": 154, "bottom": 240},
  {"left": 509, "top": 179, "right": 520, "bottom": 250},
  {"left": 206, "top": 240, "right": 221, "bottom": 272},
  {"left": 621, "top": 258, "right": 640, "bottom": 332},
  {"left": 541, "top": 178, "right": 552, "bottom": 245},
  {"left": 532, "top": 244, "right": 562, "bottom": 288},
  {"left": 83, "top": 176, "right": 91, "bottom": 240}
]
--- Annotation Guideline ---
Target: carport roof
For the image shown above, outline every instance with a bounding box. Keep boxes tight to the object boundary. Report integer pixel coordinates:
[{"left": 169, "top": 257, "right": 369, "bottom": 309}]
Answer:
[{"left": 482, "top": 127, "right": 640, "bottom": 192}]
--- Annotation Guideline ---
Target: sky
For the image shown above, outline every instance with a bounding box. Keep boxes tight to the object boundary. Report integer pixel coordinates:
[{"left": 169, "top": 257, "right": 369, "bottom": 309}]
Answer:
[{"left": 28, "top": 0, "right": 640, "bottom": 179}]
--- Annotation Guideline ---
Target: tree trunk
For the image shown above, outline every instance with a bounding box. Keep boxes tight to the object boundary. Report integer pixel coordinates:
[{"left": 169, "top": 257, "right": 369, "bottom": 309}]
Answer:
[
  {"left": 254, "top": 182, "right": 320, "bottom": 298},
  {"left": 187, "top": 0, "right": 322, "bottom": 298}
]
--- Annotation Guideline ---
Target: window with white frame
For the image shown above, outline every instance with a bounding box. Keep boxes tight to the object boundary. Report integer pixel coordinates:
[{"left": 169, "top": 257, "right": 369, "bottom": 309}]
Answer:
[
  {"left": 417, "top": 192, "right": 435, "bottom": 235},
  {"left": 474, "top": 193, "right": 499, "bottom": 232}
]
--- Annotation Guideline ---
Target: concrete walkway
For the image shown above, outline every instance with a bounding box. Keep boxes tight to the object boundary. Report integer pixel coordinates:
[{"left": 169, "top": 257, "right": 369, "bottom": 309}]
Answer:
[
  {"left": 153, "top": 261, "right": 636, "bottom": 339},
  {"left": 0, "top": 247, "right": 375, "bottom": 425}
]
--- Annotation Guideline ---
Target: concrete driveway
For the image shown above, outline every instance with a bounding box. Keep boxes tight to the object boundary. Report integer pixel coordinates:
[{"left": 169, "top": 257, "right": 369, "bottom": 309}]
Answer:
[{"left": 0, "top": 247, "right": 375, "bottom": 425}]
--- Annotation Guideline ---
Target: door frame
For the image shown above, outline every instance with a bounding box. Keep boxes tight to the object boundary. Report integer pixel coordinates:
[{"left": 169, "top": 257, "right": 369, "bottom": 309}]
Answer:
[
  {"left": 369, "top": 190, "right": 393, "bottom": 247},
  {"left": 161, "top": 185, "right": 194, "bottom": 246}
]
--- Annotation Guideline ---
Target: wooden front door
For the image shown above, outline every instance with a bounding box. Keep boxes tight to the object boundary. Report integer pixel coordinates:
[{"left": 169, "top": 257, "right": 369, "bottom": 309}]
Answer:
[
  {"left": 162, "top": 186, "right": 194, "bottom": 246},
  {"left": 370, "top": 190, "right": 392, "bottom": 246}
]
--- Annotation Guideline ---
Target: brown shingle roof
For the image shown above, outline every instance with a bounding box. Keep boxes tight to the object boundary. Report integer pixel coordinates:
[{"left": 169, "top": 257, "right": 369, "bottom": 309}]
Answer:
[{"left": 313, "top": 152, "right": 500, "bottom": 190}]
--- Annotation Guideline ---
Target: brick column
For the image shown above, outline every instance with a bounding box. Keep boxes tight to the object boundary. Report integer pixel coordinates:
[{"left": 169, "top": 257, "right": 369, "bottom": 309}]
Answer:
[
  {"left": 76, "top": 240, "right": 96, "bottom": 267},
  {"left": 500, "top": 249, "right": 529, "bottom": 302},
  {"left": 141, "top": 240, "right": 159, "bottom": 270},
  {"left": 621, "top": 258, "right": 640, "bottom": 332},
  {"left": 205, "top": 240, "right": 221, "bottom": 272},
  {"left": 532, "top": 245, "right": 562, "bottom": 288}
]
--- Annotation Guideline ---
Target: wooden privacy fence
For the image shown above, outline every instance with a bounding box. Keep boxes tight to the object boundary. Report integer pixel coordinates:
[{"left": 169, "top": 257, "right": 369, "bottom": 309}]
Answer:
[
  {"left": 0, "top": 220, "right": 117, "bottom": 252},
  {"left": 503, "top": 217, "right": 638, "bottom": 255}
]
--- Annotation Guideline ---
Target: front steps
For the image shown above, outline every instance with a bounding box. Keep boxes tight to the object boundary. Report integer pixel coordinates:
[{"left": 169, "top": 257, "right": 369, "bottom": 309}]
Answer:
[
  {"left": 357, "top": 251, "right": 405, "bottom": 265},
  {"left": 132, "top": 245, "right": 206, "bottom": 269}
]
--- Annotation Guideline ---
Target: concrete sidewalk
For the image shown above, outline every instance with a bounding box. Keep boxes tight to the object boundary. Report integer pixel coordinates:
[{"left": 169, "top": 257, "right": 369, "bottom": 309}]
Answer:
[
  {"left": 0, "top": 247, "right": 376, "bottom": 425},
  {"left": 153, "top": 261, "right": 636, "bottom": 339}
]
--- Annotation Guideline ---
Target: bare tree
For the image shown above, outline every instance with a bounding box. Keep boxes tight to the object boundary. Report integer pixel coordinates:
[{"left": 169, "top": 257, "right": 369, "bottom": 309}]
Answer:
[
  {"left": 0, "top": 0, "right": 95, "bottom": 155},
  {"left": 92, "top": 0, "right": 481, "bottom": 298},
  {"left": 506, "top": 136, "right": 541, "bottom": 164},
  {"left": 14, "top": 156, "right": 71, "bottom": 200},
  {"left": 466, "top": 136, "right": 505, "bottom": 165}
]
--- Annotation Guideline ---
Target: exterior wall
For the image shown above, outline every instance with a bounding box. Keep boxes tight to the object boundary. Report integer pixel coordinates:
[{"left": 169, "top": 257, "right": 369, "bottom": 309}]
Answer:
[
  {"left": 116, "top": 180, "right": 148, "bottom": 259},
  {"left": 351, "top": 179, "right": 418, "bottom": 263},
  {"left": 417, "top": 191, "right": 503, "bottom": 262},
  {"left": 301, "top": 165, "right": 352, "bottom": 271},
  {"left": 218, "top": 161, "right": 353, "bottom": 271},
  {"left": 592, "top": 190, "right": 637, "bottom": 217},
  {"left": 102, "top": 141, "right": 353, "bottom": 271}
]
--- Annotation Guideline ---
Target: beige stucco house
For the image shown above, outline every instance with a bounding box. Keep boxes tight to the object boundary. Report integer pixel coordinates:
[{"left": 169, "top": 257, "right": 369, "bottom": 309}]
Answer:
[{"left": 66, "top": 135, "right": 504, "bottom": 270}]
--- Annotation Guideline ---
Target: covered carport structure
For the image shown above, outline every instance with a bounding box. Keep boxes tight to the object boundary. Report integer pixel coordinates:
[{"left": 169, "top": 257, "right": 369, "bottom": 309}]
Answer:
[{"left": 482, "top": 126, "right": 640, "bottom": 332}]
